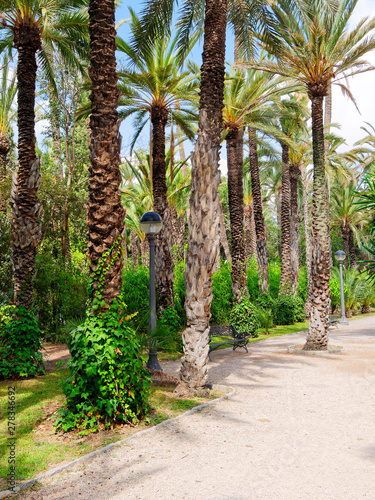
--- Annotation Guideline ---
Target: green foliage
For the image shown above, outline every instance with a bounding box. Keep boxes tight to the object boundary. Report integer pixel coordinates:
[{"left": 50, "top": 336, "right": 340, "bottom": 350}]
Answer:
[
  {"left": 122, "top": 264, "right": 150, "bottom": 333},
  {"left": 330, "top": 277, "right": 341, "bottom": 308},
  {"left": 257, "top": 309, "right": 274, "bottom": 334},
  {"left": 256, "top": 294, "right": 275, "bottom": 311},
  {"left": 34, "top": 250, "right": 88, "bottom": 340},
  {"left": 211, "top": 262, "right": 233, "bottom": 325},
  {"left": 359, "top": 277, "right": 375, "bottom": 308},
  {"left": 230, "top": 298, "right": 260, "bottom": 337},
  {"left": 269, "top": 261, "right": 281, "bottom": 298},
  {"left": 56, "top": 299, "right": 150, "bottom": 434},
  {"left": 0, "top": 308, "right": 44, "bottom": 380},
  {"left": 297, "top": 266, "right": 308, "bottom": 302},
  {"left": 173, "top": 260, "right": 186, "bottom": 326},
  {"left": 246, "top": 257, "right": 259, "bottom": 301},
  {"left": 0, "top": 215, "right": 12, "bottom": 305},
  {"left": 0, "top": 304, "right": 15, "bottom": 333},
  {"left": 273, "top": 295, "right": 305, "bottom": 325}
]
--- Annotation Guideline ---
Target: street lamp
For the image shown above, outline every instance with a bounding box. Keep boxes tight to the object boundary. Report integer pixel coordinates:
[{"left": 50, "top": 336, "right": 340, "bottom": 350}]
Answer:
[
  {"left": 140, "top": 211, "right": 163, "bottom": 370},
  {"left": 334, "top": 250, "right": 349, "bottom": 325}
]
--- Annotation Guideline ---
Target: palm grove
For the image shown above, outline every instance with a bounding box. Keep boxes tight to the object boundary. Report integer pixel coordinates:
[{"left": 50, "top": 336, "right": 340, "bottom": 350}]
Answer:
[{"left": 0, "top": 0, "right": 375, "bottom": 429}]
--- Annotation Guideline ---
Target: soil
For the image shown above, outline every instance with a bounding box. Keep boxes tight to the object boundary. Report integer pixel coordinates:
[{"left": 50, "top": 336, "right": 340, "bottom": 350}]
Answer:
[{"left": 42, "top": 344, "right": 71, "bottom": 374}]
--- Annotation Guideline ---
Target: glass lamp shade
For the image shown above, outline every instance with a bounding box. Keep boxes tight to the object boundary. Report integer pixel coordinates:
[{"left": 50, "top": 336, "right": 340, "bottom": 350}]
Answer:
[
  {"left": 140, "top": 211, "right": 163, "bottom": 235},
  {"left": 335, "top": 250, "right": 346, "bottom": 262}
]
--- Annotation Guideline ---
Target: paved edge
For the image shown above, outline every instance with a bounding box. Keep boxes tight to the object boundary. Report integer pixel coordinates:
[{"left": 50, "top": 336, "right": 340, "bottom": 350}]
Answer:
[{"left": 0, "top": 384, "right": 235, "bottom": 499}]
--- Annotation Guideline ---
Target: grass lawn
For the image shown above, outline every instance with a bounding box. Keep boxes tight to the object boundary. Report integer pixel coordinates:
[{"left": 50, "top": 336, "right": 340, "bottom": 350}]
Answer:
[{"left": 0, "top": 368, "right": 222, "bottom": 489}]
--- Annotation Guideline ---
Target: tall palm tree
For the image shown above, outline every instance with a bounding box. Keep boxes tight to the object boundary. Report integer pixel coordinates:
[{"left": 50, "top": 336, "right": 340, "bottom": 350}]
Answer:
[
  {"left": 0, "top": 55, "right": 16, "bottom": 214},
  {"left": 0, "top": 0, "right": 88, "bottom": 309},
  {"left": 253, "top": 0, "right": 375, "bottom": 350},
  {"left": 118, "top": 13, "right": 198, "bottom": 312}
]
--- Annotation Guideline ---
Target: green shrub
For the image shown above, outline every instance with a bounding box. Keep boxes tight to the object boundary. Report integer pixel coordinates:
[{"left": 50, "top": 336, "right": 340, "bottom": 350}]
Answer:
[
  {"left": 0, "top": 304, "right": 15, "bottom": 335},
  {"left": 173, "top": 260, "right": 186, "bottom": 326},
  {"left": 269, "top": 261, "right": 281, "bottom": 298},
  {"left": 56, "top": 299, "right": 150, "bottom": 434},
  {"left": 211, "top": 262, "right": 233, "bottom": 325},
  {"left": 122, "top": 264, "right": 150, "bottom": 333},
  {"left": 294, "top": 296, "right": 306, "bottom": 322},
  {"left": 256, "top": 294, "right": 275, "bottom": 311},
  {"left": 230, "top": 298, "right": 260, "bottom": 336},
  {"left": 297, "top": 266, "right": 308, "bottom": 302},
  {"left": 0, "top": 307, "right": 45, "bottom": 380},
  {"left": 274, "top": 296, "right": 296, "bottom": 325},
  {"left": 257, "top": 309, "right": 274, "bottom": 334},
  {"left": 329, "top": 277, "right": 341, "bottom": 309},
  {"left": 246, "top": 257, "right": 259, "bottom": 301}
]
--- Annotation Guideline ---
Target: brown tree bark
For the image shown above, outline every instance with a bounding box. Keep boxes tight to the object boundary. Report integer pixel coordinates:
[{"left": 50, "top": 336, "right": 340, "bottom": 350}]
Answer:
[
  {"left": 244, "top": 202, "right": 257, "bottom": 262},
  {"left": 290, "top": 162, "right": 300, "bottom": 293},
  {"left": 151, "top": 105, "right": 174, "bottom": 311},
  {"left": 11, "top": 27, "right": 42, "bottom": 309},
  {"left": 304, "top": 89, "right": 331, "bottom": 350},
  {"left": 87, "top": 0, "right": 124, "bottom": 313},
  {"left": 249, "top": 127, "right": 269, "bottom": 293},
  {"left": 280, "top": 142, "right": 292, "bottom": 292},
  {"left": 131, "top": 230, "right": 138, "bottom": 270},
  {"left": 174, "top": 214, "right": 185, "bottom": 261},
  {"left": 301, "top": 167, "right": 312, "bottom": 317},
  {"left": 179, "top": 0, "right": 227, "bottom": 393},
  {"left": 226, "top": 127, "right": 245, "bottom": 301},
  {"left": 0, "top": 134, "right": 10, "bottom": 214},
  {"left": 349, "top": 228, "right": 356, "bottom": 268},
  {"left": 218, "top": 202, "right": 232, "bottom": 264}
]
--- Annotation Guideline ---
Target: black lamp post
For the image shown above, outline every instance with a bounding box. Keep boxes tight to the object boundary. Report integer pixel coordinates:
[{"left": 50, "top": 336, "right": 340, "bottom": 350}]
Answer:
[
  {"left": 140, "top": 211, "right": 163, "bottom": 371},
  {"left": 334, "top": 250, "right": 349, "bottom": 325}
]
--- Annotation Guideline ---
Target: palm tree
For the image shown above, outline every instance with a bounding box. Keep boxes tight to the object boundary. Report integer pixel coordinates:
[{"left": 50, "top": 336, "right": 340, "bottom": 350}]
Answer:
[
  {"left": 252, "top": 0, "right": 375, "bottom": 350},
  {"left": 117, "top": 13, "right": 198, "bottom": 312},
  {"left": 0, "top": 55, "right": 16, "bottom": 214},
  {"left": 0, "top": 0, "right": 88, "bottom": 309}
]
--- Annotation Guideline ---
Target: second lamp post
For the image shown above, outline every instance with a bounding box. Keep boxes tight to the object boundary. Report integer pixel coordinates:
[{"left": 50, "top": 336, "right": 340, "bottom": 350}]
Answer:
[{"left": 140, "top": 211, "right": 163, "bottom": 370}]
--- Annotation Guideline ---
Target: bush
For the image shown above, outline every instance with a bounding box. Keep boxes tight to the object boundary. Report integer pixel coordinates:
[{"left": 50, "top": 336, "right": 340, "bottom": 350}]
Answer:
[
  {"left": 256, "top": 294, "right": 275, "bottom": 311},
  {"left": 173, "top": 260, "right": 186, "bottom": 326},
  {"left": 122, "top": 264, "right": 150, "bottom": 333},
  {"left": 246, "top": 257, "right": 259, "bottom": 301},
  {"left": 294, "top": 296, "right": 306, "bottom": 322},
  {"left": 273, "top": 295, "right": 306, "bottom": 325},
  {"left": 257, "top": 309, "right": 274, "bottom": 334},
  {"left": 56, "top": 299, "right": 150, "bottom": 434},
  {"left": 211, "top": 262, "right": 233, "bottom": 325},
  {"left": 297, "top": 266, "right": 308, "bottom": 302},
  {"left": 230, "top": 298, "right": 260, "bottom": 337},
  {"left": 329, "top": 277, "right": 341, "bottom": 309},
  {"left": 269, "top": 261, "right": 281, "bottom": 298},
  {"left": 0, "top": 307, "right": 45, "bottom": 380}
]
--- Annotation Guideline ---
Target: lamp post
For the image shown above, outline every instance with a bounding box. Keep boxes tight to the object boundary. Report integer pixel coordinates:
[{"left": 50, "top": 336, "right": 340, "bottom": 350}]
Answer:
[
  {"left": 140, "top": 211, "right": 163, "bottom": 370},
  {"left": 334, "top": 250, "right": 349, "bottom": 325}
]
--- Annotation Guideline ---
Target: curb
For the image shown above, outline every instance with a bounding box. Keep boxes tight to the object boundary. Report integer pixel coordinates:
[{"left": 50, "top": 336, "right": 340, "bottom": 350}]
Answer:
[{"left": 0, "top": 384, "right": 235, "bottom": 498}]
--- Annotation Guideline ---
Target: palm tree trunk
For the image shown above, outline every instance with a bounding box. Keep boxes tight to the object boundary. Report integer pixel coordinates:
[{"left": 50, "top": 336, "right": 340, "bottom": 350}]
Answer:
[
  {"left": 301, "top": 167, "right": 313, "bottom": 317},
  {"left": 131, "top": 231, "right": 138, "bottom": 270},
  {"left": 304, "top": 91, "right": 331, "bottom": 350},
  {"left": 341, "top": 223, "right": 350, "bottom": 269},
  {"left": 141, "top": 238, "right": 149, "bottom": 266},
  {"left": 0, "top": 134, "right": 10, "bottom": 214},
  {"left": 218, "top": 202, "right": 231, "bottom": 263},
  {"left": 151, "top": 105, "right": 174, "bottom": 311},
  {"left": 179, "top": 0, "right": 227, "bottom": 394},
  {"left": 349, "top": 228, "right": 356, "bottom": 267},
  {"left": 87, "top": 0, "right": 124, "bottom": 313},
  {"left": 11, "top": 33, "right": 42, "bottom": 309},
  {"left": 226, "top": 127, "right": 245, "bottom": 301},
  {"left": 280, "top": 142, "right": 292, "bottom": 292},
  {"left": 249, "top": 127, "right": 269, "bottom": 293},
  {"left": 290, "top": 162, "right": 300, "bottom": 293},
  {"left": 324, "top": 84, "right": 333, "bottom": 268}
]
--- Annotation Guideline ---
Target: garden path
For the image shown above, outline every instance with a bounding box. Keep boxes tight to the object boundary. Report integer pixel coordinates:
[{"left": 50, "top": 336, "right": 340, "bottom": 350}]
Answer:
[{"left": 16, "top": 315, "right": 375, "bottom": 499}]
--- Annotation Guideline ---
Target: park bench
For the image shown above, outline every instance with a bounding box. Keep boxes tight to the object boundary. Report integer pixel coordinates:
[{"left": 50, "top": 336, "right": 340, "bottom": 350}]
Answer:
[
  {"left": 208, "top": 325, "right": 249, "bottom": 360},
  {"left": 328, "top": 315, "right": 339, "bottom": 329}
]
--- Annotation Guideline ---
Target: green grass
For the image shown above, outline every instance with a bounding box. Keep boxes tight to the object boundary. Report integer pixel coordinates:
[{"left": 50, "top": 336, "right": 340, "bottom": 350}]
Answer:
[{"left": 0, "top": 368, "right": 218, "bottom": 488}]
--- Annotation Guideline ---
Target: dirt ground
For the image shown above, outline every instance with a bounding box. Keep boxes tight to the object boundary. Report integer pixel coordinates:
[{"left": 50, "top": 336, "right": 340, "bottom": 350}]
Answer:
[{"left": 8, "top": 316, "right": 375, "bottom": 499}]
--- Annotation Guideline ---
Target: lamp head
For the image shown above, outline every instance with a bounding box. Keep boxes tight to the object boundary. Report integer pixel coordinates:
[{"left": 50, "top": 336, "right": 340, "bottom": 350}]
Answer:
[
  {"left": 335, "top": 250, "right": 346, "bottom": 262},
  {"left": 140, "top": 211, "right": 163, "bottom": 235}
]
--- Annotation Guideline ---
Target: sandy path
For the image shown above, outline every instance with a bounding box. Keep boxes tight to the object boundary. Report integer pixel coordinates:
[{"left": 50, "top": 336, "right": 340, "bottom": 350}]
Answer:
[{"left": 17, "top": 316, "right": 375, "bottom": 499}]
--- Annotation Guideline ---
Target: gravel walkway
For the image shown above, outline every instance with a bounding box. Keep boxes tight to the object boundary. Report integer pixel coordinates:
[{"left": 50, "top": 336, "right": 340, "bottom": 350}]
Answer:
[{"left": 16, "top": 316, "right": 375, "bottom": 499}]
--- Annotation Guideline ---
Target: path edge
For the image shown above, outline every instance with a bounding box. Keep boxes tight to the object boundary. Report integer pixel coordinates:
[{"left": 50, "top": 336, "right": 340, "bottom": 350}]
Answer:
[{"left": 0, "top": 384, "right": 235, "bottom": 498}]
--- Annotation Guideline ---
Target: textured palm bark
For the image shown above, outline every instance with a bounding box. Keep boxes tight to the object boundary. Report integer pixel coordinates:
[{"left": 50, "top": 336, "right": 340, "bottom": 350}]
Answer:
[
  {"left": 324, "top": 84, "right": 333, "bottom": 268},
  {"left": 301, "top": 167, "right": 313, "bottom": 317},
  {"left": 11, "top": 28, "right": 42, "bottom": 309},
  {"left": 140, "top": 238, "right": 149, "bottom": 267},
  {"left": 0, "top": 134, "right": 10, "bottom": 214},
  {"left": 290, "top": 162, "right": 300, "bottom": 293},
  {"left": 349, "top": 228, "right": 356, "bottom": 267},
  {"left": 244, "top": 203, "right": 257, "bottom": 262},
  {"left": 304, "top": 90, "right": 331, "bottom": 350},
  {"left": 249, "top": 128, "right": 269, "bottom": 293},
  {"left": 179, "top": 0, "right": 227, "bottom": 393},
  {"left": 341, "top": 223, "right": 350, "bottom": 269},
  {"left": 87, "top": 0, "right": 124, "bottom": 312},
  {"left": 151, "top": 105, "right": 174, "bottom": 311},
  {"left": 174, "top": 215, "right": 185, "bottom": 261},
  {"left": 218, "top": 202, "right": 231, "bottom": 263},
  {"left": 226, "top": 127, "right": 245, "bottom": 301},
  {"left": 131, "top": 231, "right": 138, "bottom": 270},
  {"left": 280, "top": 142, "right": 292, "bottom": 292},
  {"left": 122, "top": 222, "right": 128, "bottom": 262}
]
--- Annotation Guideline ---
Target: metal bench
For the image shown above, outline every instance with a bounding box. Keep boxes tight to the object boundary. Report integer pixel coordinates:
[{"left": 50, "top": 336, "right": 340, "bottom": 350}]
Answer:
[
  {"left": 208, "top": 325, "right": 249, "bottom": 360},
  {"left": 328, "top": 315, "right": 339, "bottom": 329}
]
